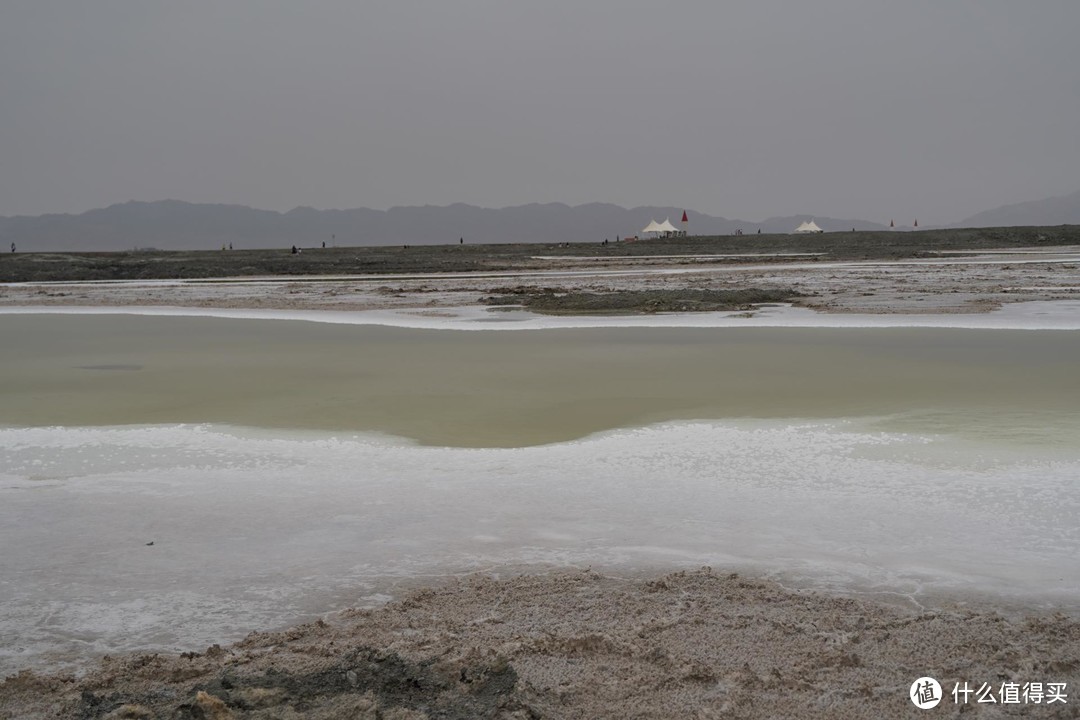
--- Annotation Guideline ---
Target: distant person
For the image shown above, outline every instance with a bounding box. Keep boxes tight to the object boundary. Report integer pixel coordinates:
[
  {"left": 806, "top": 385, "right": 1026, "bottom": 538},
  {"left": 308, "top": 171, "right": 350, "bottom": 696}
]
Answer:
[
  {"left": 291, "top": 245, "right": 298, "bottom": 254},
  {"left": 322, "top": 241, "right": 326, "bottom": 248},
  {"left": 10, "top": 243, "right": 14, "bottom": 253},
  {"left": 757, "top": 229, "right": 761, "bottom": 234},
  {"left": 460, "top": 237, "right": 464, "bottom": 244},
  {"left": 229, "top": 243, "right": 233, "bottom": 250}
]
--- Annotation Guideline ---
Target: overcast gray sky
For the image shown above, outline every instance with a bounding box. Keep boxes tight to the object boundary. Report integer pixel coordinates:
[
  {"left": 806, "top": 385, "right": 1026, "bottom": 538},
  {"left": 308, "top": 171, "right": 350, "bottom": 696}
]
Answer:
[{"left": 2, "top": 1, "right": 1078, "bottom": 224}]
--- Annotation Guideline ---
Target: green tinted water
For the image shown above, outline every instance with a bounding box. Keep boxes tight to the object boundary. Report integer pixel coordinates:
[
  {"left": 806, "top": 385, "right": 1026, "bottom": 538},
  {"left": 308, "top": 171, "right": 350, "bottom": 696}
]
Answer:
[{"left": 1, "top": 314, "right": 1077, "bottom": 447}]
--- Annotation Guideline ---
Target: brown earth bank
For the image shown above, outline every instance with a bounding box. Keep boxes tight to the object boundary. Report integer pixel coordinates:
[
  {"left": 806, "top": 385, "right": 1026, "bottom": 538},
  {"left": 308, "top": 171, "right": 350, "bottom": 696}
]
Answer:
[
  {"left": 2, "top": 226, "right": 1079, "bottom": 283},
  {"left": 480, "top": 288, "right": 802, "bottom": 314},
  {"left": 2, "top": 569, "right": 1078, "bottom": 720}
]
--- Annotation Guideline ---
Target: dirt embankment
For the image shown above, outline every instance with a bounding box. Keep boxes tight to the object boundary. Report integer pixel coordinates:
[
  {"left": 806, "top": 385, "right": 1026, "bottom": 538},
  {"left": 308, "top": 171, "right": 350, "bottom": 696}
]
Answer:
[
  {"left": 3, "top": 569, "right": 1078, "bottom": 719},
  {"left": 481, "top": 288, "right": 802, "bottom": 314}
]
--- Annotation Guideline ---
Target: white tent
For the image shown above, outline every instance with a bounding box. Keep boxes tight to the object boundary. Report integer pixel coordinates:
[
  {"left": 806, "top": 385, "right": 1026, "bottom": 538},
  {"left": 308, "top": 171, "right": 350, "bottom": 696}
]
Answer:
[
  {"left": 641, "top": 217, "right": 686, "bottom": 239},
  {"left": 793, "top": 220, "right": 823, "bottom": 233},
  {"left": 656, "top": 218, "right": 679, "bottom": 234},
  {"left": 641, "top": 219, "right": 663, "bottom": 235}
]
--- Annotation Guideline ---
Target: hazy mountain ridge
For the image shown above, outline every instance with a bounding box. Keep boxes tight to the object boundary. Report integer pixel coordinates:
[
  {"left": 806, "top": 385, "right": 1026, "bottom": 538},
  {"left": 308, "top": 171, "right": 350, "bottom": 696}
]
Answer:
[
  {"left": 0, "top": 200, "right": 888, "bottom": 252},
  {"left": 958, "top": 189, "right": 1080, "bottom": 228},
  {"left": 6, "top": 189, "right": 1078, "bottom": 252}
]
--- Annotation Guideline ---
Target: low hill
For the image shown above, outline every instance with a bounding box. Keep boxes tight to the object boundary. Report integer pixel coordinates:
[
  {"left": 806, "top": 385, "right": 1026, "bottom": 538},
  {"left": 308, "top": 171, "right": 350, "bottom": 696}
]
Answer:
[{"left": 959, "top": 189, "right": 1080, "bottom": 228}]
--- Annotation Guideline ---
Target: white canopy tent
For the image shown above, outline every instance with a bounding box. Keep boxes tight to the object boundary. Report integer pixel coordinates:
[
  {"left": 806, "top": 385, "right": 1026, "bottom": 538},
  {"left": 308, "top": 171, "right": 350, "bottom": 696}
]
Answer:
[
  {"left": 641, "top": 220, "right": 663, "bottom": 235},
  {"left": 640, "top": 218, "right": 685, "bottom": 239},
  {"left": 656, "top": 218, "right": 679, "bottom": 234},
  {"left": 793, "top": 220, "right": 823, "bottom": 234}
]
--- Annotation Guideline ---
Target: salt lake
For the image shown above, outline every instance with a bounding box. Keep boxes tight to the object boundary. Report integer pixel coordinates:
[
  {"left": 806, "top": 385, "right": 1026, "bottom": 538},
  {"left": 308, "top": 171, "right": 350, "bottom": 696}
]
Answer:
[{"left": 1, "top": 310, "right": 1078, "bottom": 674}]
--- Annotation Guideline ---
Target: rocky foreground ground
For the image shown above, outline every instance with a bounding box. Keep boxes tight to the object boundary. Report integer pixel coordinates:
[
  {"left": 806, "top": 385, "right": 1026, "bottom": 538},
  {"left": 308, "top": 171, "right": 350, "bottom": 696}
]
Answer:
[{"left": 3, "top": 570, "right": 1078, "bottom": 719}]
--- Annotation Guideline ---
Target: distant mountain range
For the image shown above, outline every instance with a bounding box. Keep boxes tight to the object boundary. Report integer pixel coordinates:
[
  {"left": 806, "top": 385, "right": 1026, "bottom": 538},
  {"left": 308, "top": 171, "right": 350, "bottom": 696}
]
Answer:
[
  {"left": 957, "top": 189, "right": 1080, "bottom": 228},
  {"left": 0, "top": 201, "right": 884, "bottom": 252},
  {"left": 0, "top": 191, "right": 1076, "bottom": 252}
]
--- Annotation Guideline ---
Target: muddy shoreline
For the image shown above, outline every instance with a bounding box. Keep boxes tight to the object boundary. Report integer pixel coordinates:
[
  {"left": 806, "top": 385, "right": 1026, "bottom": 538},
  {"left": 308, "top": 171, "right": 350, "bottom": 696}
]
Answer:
[
  {"left": 4, "top": 569, "right": 1078, "bottom": 719},
  {"left": 479, "top": 287, "right": 802, "bottom": 314}
]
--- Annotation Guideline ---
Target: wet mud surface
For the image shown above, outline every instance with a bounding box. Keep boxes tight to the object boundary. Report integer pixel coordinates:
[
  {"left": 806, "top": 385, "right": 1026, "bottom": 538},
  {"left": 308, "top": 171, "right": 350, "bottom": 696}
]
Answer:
[{"left": 480, "top": 287, "right": 802, "bottom": 314}]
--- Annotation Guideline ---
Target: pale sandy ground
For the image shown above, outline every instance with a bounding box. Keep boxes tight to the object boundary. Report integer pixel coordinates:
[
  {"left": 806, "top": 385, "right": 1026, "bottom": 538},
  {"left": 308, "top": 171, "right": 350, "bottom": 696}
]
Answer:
[
  {"left": 2, "top": 247, "right": 1079, "bottom": 315},
  {"left": 3, "top": 249, "right": 1080, "bottom": 718}
]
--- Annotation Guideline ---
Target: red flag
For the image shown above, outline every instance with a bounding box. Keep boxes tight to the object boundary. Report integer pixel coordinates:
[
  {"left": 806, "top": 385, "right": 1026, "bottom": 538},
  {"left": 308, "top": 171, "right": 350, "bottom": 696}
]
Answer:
[{"left": 681, "top": 211, "right": 688, "bottom": 223}]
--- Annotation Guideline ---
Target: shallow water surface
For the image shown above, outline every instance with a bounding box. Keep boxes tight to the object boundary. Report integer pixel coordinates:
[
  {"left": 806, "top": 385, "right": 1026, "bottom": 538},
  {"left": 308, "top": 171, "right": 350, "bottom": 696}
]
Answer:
[{"left": 1, "top": 314, "right": 1078, "bottom": 446}]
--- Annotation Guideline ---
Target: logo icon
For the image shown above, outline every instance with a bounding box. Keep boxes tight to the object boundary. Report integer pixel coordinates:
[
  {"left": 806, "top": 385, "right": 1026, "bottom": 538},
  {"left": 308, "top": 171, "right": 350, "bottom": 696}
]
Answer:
[{"left": 910, "top": 677, "right": 942, "bottom": 709}]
